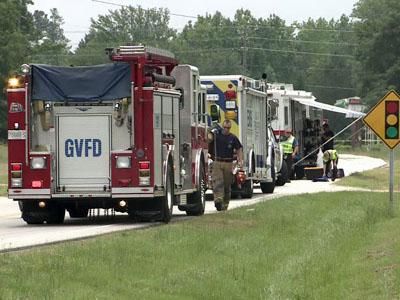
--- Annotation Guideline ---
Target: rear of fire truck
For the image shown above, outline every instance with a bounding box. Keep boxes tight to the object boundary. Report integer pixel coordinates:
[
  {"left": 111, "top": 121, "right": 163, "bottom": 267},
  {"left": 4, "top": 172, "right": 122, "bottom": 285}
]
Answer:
[{"left": 7, "top": 45, "right": 208, "bottom": 224}]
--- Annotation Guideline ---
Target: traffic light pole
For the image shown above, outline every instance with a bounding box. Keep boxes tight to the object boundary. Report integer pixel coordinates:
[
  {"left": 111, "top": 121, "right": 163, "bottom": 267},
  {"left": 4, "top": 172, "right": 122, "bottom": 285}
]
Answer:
[
  {"left": 363, "top": 90, "right": 400, "bottom": 215},
  {"left": 389, "top": 149, "right": 394, "bottom": 215}
]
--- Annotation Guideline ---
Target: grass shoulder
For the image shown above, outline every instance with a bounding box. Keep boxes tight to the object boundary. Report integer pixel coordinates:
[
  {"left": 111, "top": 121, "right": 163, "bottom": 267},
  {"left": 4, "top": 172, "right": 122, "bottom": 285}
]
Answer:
[
  {"left": 0, "top": 143, "right": 7, "bottom": 196},
  {"left": 0, "top": 192, "right": 399, "bottom": 299},
  {"left": 336, "top": 144, "right": 400, "bottom": 191}
]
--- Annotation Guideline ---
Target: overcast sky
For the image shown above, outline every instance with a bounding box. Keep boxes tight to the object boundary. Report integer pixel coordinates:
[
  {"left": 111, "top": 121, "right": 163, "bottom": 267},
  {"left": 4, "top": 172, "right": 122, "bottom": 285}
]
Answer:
[{"left": 29, "top": 0, "right": 359, "bottom": 48}]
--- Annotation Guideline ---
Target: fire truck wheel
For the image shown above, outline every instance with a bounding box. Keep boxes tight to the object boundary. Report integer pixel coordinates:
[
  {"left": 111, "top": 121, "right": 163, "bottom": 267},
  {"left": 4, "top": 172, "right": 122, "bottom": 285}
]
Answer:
[
  {"left": 185, "top": 164, "right": 206, "bottom": 216},
  {"left": 276, "top": 160, "right": 288, "bottom": 186},
  {"left": 160, "top": 167, "right": 174, "bottom": 223},
  {"left": 46, "top": 206, "right": 65, "bottom": 224},
  {"left": 22, "top": 211, "right": 45, "bottom": 225},
  {"left": 241, "top": 179, "right": 254, "bottom": 198},
  {"left": 230, "top": 191, "right": 239, "bottom": 199},
  {"left": 261, "top": 147, "right": 276, "bottom": 193},
  {"left": 20, "top": 201, "right": 45, "bottom": 224},
  {"left": 260, "top": 181, "right": 275, "bottom": 194}
]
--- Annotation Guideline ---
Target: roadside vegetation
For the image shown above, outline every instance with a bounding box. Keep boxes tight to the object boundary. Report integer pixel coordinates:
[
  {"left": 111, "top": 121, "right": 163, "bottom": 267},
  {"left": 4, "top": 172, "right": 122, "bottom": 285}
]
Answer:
[
  {"left": 336, "top": 143, "right": 400, "bottom": 191},
  {"left": 336, "top": 142, "right": 389, "bottom": 160},
  {"left": 0, "top": 143, "right": 7, "bottom": 196},
  {"left": 0, "top": 191, "right": 399, "bottom": 299}
]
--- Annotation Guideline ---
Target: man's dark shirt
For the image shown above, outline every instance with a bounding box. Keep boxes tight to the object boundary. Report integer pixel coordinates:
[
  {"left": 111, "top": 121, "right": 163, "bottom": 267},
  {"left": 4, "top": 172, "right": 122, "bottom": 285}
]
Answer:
[
  {"left": 321, "top": 129, "right": 334, "bottom": 152},
  {"left": 209, "top": 130, "right": 242, "bottom": 160}
]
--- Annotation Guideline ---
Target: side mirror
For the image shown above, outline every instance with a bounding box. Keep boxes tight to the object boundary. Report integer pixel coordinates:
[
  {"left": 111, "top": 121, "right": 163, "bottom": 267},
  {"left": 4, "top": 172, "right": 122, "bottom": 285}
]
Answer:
[{"left": 210, "top": 104, "right": 220, "bottom": 122}]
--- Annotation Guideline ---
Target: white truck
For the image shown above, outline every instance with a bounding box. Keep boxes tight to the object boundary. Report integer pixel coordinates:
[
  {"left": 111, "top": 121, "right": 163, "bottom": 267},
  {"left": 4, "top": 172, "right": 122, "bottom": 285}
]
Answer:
[
  {"left": 267, "top": 83, "right": 323, "bottom": 178},
  {"left": 201, "top": 75, "right": 284, "bottom": 197}
]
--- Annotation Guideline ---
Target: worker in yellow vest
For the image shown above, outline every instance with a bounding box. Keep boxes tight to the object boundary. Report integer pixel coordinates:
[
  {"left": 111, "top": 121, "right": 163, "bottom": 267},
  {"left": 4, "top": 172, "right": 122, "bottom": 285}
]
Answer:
[
  {"left": 280, "top": 130, "right": 299, "bottom": 183},
  {"left": 323, "top": 149, "right": 339, "bottom": 181}
]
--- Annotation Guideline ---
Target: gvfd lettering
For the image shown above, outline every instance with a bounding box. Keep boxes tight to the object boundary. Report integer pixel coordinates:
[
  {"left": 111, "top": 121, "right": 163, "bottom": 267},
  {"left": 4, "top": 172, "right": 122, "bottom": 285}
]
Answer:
[{"left": 65, "top": 139, "right": 102, "bottom": 157}]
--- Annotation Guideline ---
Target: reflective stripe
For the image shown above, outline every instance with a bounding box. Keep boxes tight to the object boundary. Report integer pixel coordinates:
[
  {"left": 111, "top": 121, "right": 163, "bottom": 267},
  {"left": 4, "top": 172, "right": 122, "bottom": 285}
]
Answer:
[
  {"left": 323, "top": 149, "right": 338, "bottom": 162},
  {"left": 281, "top": 136, "right": 295, "bottom": 154}
]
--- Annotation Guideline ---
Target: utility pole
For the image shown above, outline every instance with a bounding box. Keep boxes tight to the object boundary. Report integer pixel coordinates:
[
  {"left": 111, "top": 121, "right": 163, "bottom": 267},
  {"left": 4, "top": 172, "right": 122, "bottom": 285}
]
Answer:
[{"left": 240, "top": 28, "right": 248, "bottom": 74}]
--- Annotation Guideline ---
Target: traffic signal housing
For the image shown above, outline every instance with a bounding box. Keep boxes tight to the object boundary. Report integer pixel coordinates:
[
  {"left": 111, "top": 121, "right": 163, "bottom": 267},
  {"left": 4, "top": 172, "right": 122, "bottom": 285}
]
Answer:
[{"left": 385, "top": 100, "right": 399, "bottom": 139}]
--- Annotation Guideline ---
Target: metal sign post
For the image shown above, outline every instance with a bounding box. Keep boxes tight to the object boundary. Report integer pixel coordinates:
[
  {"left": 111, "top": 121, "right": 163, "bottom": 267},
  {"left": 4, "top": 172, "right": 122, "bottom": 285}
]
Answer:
[{"left": 389, "top": 149, "right": 394, "bottom": 214}]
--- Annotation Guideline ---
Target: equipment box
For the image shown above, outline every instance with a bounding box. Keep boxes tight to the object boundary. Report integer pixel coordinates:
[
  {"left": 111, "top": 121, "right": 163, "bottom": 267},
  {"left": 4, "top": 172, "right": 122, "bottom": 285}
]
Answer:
[{"left": 304, "top": 167, "right": 323, "bottom": 180}]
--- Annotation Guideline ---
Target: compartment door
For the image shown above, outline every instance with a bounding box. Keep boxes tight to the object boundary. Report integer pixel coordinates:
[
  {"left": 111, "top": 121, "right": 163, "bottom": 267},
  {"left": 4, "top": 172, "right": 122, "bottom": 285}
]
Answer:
[{"left": 56, "top": 115, "right": 111, "bottom": 192}]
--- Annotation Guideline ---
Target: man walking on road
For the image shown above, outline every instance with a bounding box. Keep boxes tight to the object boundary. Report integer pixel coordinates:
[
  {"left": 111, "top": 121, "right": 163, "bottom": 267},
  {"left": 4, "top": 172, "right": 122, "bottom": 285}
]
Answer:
[{"left": 209, "top": 119, "right": 243, "bottom": 211}]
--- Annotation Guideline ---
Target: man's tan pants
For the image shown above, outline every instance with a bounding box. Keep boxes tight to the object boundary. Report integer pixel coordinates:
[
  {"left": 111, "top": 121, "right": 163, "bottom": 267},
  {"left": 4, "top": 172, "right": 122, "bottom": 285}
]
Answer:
[{"left": 212, "top": 161, "right": 233, "bottom": 208}]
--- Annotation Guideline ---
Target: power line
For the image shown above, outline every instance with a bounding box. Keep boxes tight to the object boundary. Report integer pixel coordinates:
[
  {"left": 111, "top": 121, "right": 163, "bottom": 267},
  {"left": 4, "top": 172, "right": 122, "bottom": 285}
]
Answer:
[
  {"left": 305, "top": 84, "right": 356, "bottom": 90},
  {"left": 183, "top": 23, "right": 355, "bottom": 33},
  {"left": 91, "top": 0, "right": 198, "bottom": 19},
  {"left": 247, "top": 36, "right": 356, "bottom": 47},
  {"left": 174, "top": 47, "right": 354, "bottom": 58},
  {"left": 247, "top": 47, "right": 354, "bottom": 58},
  {"left": 64, "top": 36, "right": 356, "bottom": 48},
  {"left": 31, "top": 45, "right": 354, "bottom": 58},
  {"left": 244, "top": 64, "right": 354, "bottom": 73}
]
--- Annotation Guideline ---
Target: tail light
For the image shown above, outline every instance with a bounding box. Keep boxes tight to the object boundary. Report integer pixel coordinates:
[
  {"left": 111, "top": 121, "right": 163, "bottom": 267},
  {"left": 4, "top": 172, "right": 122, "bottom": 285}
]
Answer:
[
  {"left": 10, "top": 163, "right": 23, "bottom": 187},
  {"left": 138, "top": 161, "right": 150, "bottom": 170},
  {"left": 11, "top": 163, "right": 22, "bottom": 171},
  {"left": 139, "top": 161, "right": 150, "bottom": 186}
]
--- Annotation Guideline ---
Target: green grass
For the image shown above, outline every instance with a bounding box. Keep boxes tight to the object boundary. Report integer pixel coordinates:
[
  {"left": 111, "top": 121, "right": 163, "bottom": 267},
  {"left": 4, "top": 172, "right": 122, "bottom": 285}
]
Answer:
[
  {"left": 336, "top": 143, "right": 391, "bottom": 160},
  {"left": 0, "top": 143, "right": 7, "bottom": 196},
  {"left": 0, "top": 192, "right": 399, "bottom": 299},
  {"left": 335, "top": 144, "right": 400, "bottom": 191}
]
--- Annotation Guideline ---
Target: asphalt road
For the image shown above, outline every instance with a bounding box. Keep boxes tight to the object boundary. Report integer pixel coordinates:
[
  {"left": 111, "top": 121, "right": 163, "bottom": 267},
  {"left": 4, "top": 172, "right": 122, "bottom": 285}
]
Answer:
[{"left": 0, "top": 154, "right": 386, "bottom": 252}]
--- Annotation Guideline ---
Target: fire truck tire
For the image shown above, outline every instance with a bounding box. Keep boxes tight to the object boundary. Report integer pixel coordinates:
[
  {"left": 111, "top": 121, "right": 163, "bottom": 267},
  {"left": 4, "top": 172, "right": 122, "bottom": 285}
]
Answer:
[
  {"left": 276, "top": 160, "right": 288, "bottom": 186},
  {"left": 185, "top": 163, "right": 206, "bottom": 216},
  {"left": 22, "top": 211, "right": 45, "bottom": 225},
  {"left": 20, "top": 201, "right": 45, "bottom": 224},
  {"left": 260, "top": 151, "right": 276, "bottom": 194},
  {"left": 160, "top": 166, "right": 174, "bottom": 223},
  {"left": 260, "top": 181, "right": 275, "bottom": 194},
  {"left": 241, "top": 179, "right": 254, "bottom": 198},
  {"left": 46, "top": 206, "right": 65, "bottom": 224},
  {"left": 230, "top": 191, "right": 239, "bottom": 199}
]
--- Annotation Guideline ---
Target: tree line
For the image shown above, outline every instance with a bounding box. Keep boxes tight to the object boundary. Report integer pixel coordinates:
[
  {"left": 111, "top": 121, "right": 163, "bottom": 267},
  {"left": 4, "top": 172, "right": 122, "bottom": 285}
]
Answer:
[{"left": 1, "top": 0, "right": 399, "bottom": 139}]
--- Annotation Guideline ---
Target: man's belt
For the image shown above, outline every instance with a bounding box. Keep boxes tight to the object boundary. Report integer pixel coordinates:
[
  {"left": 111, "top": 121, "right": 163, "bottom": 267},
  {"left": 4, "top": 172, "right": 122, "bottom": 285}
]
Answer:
[{"left": 215, "top": 157, "right": 233, "bottom": 162}]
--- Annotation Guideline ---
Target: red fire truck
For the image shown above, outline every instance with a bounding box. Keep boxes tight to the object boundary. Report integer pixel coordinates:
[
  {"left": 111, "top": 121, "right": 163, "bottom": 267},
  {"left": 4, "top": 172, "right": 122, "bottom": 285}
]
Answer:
[{"left": 7, "top": 45, "right": 208, "bottom": 224}]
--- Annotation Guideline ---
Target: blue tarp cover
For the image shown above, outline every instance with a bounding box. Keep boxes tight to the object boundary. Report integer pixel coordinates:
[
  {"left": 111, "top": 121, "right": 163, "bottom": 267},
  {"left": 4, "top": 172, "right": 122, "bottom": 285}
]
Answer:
[{"left": 31, "top": 63, "right": 131, "bottom": 101}]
